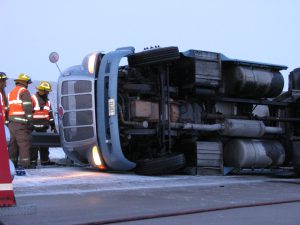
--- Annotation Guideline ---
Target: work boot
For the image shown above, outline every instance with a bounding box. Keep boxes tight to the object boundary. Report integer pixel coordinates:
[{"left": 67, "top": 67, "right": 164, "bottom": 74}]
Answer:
[
  {"left": 30, "top": 161, "right": 37, "bottom": 169},
  {"left": 41, "top": 160, "right": 56, "bottom": 166},
  {"left": 27, "top": 164, "right": 37, "bottom": 169},
  {"left": 16, "top": 166, "right": 26, "bottom": 176}
]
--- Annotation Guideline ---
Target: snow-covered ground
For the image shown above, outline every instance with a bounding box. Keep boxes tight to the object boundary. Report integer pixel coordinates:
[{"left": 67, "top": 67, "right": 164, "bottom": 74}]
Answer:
[
  {"left": 12, "top": 165, "right": 279, "bottom": 198},
  {"left": 49, "top": 147, "right": 65, "bottom": 160},
  {"left": 12, "top": 143, "right": 299, "bottom": 200}
]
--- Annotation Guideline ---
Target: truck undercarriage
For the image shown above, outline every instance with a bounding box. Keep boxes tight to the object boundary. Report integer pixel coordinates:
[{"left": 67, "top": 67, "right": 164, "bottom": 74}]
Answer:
[{"left": 57, "top": 46, "right": 300, "bottom": 175}]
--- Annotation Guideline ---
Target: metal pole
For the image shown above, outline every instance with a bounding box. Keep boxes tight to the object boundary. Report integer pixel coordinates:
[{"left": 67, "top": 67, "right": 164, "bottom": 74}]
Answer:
[{"left": 55, "top": 63, "right": 62, "bottom": 74}]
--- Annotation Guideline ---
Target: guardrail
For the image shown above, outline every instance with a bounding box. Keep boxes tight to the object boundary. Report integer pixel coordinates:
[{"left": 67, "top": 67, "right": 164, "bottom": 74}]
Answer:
[{"left": 32, "top": 132, "right": 61, "bottom": 147}]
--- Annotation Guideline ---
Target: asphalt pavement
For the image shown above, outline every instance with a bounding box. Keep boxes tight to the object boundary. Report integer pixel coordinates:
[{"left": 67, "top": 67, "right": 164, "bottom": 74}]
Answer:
[{"left": 1, "top": 167, "right": 300, "bottom": 225}]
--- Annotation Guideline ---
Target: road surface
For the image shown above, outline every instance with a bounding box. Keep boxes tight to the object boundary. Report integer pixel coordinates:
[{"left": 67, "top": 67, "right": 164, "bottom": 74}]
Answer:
[{"left": 1, "top": 167, "right": 300, "bottom": 225}]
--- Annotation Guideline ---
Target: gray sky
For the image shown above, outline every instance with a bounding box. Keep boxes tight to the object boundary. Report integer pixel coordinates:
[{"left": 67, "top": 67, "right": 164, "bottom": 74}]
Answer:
[{"left": 0, "top": 0, "right": 299, "bottom": 90}]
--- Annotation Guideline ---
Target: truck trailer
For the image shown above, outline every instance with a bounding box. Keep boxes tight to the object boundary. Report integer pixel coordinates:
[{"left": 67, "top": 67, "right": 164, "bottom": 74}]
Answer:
[{"left": 54, "top": 46, "right": 300, "bottom": 175}]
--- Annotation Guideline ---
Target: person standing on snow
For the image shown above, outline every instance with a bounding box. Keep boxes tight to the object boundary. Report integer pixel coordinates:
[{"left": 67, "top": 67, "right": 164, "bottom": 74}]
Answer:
[
  {"left": 31, "top": 81, "right": 57, "bottom": 167},
  {"left": 7, "top": 73, "right": 33, "bottom": 169}
]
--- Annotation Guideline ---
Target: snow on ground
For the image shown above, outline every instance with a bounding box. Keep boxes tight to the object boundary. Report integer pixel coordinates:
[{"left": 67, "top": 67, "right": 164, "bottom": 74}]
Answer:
[
  {"left": 49, "top": 147, "right": 65, "bottom": 160},
  {"left": 12, "top": 165, "right": 274, "bottom": 198},
  {"left": 12, "top": 147, "right": 295, "bottom": 198}
]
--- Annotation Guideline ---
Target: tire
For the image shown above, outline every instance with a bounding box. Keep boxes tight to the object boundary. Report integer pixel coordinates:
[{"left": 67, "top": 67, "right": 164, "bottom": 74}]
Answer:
[{"left": 135, "top": 153, "right": 186, "bottom": 175}]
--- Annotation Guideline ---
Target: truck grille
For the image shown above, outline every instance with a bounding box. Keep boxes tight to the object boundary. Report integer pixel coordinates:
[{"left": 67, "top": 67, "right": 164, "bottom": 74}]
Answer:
[{"left": 60, "top": 80, "right": 95, "bottom": 142}]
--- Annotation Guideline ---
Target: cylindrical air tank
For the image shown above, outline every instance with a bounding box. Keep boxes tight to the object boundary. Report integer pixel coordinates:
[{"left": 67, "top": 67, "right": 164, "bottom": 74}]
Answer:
[
  {"left": 224, "top": 65, "right": 284, "bottom": 98},
  {"left": 224, "top": 139, "right": 285, "bottom": 168}
]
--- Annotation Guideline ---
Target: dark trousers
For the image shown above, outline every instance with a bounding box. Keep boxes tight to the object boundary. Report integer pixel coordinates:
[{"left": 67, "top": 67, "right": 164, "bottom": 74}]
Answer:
[
  {"left": 31, "top": 128, "right": 50, "bottom": 164},
  {"left": 8, "top": 122, "right": 32, "bottom": 168}
]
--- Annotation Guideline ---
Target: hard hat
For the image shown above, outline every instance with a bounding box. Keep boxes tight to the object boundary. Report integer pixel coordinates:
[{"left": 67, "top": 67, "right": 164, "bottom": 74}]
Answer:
[
  {"left": 0, "top": 72, "right": 7, "bottom": 80},
  {"left": 15, "top": 73, "right": 32, "bottom": 84},
  {"left": 37, "top": 81, "right": 52, "bottom": 92}
]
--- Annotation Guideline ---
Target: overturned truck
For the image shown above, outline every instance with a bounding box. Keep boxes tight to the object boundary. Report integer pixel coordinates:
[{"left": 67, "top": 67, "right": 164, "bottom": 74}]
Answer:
[{"left": 56, "top": 46, "right": 300, "bottom": 175}]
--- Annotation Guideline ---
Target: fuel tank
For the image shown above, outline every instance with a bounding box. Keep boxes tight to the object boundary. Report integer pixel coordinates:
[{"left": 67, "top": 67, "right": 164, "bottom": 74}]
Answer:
[
  {"left": 224, "top": 139, "right": 285, "bottom": 168},
  {"left": 223, "top": 65, "right": 284, "bottom": 98},
  {"left": 289, "top": 67, "right": 300, "bottom": 90}
]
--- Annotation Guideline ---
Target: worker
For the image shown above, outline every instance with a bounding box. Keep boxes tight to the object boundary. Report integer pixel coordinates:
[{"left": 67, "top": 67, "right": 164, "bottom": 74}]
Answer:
[
  {"left": 7, "top": 73, "right": 33, "bottom": 170},
  {"left": 30, "top": 81, "right": 57, "bottom": 167},
  {"left": 0, "top": 72, "right": 8, "bottom": 123}
]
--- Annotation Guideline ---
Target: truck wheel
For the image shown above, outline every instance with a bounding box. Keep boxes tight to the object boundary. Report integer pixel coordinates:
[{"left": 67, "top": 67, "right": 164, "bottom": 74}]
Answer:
[{"left": 135, "top": 153, "right": 186, "bottom": 175}]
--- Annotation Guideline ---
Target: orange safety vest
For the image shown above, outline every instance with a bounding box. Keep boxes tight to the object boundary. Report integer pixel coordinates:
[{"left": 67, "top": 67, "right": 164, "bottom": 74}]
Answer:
[
  {"left": 31, "top": 94, "right": 51, "bottom": 121},
  {"left": 0, "top": 92, "right": 6, "bottom": 121},
  {"left": 8, "top": 86, "right": 27, "bottom": 118}
]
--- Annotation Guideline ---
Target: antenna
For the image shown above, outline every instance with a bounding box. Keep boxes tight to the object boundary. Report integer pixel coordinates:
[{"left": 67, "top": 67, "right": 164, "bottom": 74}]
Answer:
[{"left": 49, "top": 52, "right": 62, "bottom": 74}]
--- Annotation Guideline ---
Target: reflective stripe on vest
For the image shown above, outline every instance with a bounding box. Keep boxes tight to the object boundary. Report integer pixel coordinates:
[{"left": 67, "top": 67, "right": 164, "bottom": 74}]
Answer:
[
  {"left": 8, "top": 86, "right": 26, "bottom": 117},
  {"left": 31, "top": 94, "right": 51, "bottom": 121}
]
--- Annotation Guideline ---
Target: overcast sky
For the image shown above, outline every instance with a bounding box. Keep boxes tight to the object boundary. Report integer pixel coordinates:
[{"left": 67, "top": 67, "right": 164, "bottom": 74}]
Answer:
[{"left": 0, "top": 0, "right": 299, "bottom": 90}]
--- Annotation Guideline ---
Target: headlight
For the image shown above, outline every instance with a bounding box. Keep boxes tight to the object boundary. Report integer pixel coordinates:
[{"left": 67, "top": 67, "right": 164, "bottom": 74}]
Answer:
[
  {"left": 91, "top": 145, "right": 105, "bottom": 169},
  {"left": 88, "top": 54, "right": 97, "bottom": 74},
  {"left": 82, "top": 53, "right": 97, "bottom": 75}
]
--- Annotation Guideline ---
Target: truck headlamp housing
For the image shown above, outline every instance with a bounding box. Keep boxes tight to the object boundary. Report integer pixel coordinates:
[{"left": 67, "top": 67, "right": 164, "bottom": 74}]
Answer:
[
  {"left": 92, "top": 145, "right": 105, "bottom": 169},
  {"left": 88, "top": 54, "right": 96, "bottom": 74},
  {"left": 82, "top": 53, "right": 97, "bottom": 75}
]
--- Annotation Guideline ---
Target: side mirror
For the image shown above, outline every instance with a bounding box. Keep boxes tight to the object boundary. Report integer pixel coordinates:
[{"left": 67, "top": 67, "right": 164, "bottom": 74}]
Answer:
[
  {"left": 49, "top": 52, "right": 62, "bottom": 74},
  {"left": 49, "top": 52, "right": 59, "bottom": 63}
]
